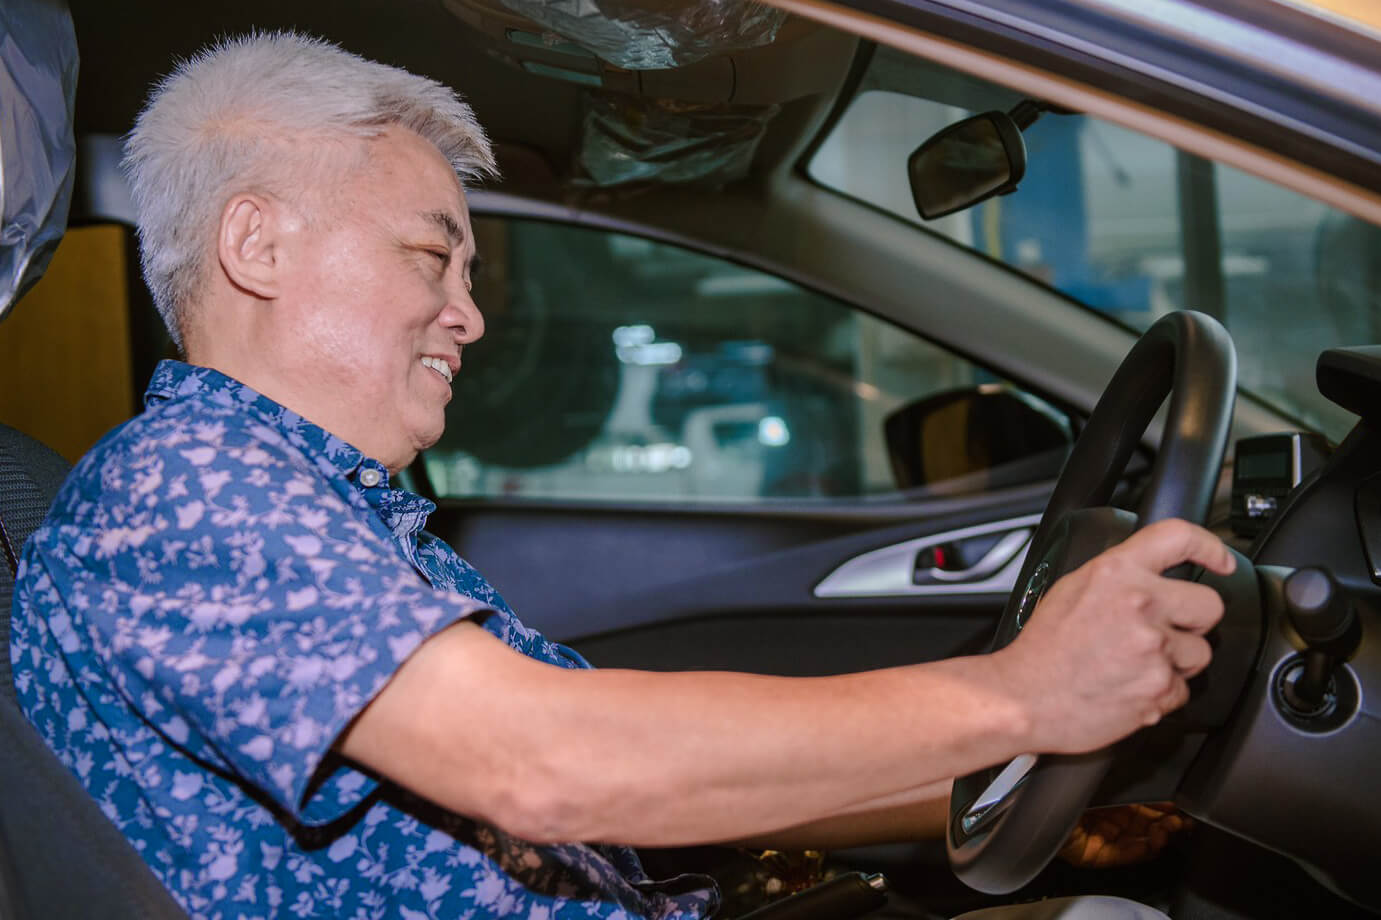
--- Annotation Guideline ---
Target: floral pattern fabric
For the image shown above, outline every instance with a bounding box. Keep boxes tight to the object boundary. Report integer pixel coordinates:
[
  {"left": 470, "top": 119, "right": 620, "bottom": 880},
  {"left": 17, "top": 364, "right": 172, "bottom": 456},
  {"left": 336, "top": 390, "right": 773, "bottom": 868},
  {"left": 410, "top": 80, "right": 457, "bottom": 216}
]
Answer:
[{"left": 10, "top": 360, "right": 718, "bottom": 920}]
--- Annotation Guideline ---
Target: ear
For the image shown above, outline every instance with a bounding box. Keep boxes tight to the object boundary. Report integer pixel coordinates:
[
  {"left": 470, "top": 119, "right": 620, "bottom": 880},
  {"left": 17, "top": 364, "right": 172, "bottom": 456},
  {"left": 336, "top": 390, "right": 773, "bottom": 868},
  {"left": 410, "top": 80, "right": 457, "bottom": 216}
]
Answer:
[{"left": 217, "top": 193, "right": 283, "bottom": 299}]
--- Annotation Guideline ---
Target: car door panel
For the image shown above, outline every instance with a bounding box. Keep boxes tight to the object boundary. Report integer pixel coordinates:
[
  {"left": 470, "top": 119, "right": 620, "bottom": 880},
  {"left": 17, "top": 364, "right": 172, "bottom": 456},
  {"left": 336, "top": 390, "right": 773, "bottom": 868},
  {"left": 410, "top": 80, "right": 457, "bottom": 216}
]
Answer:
[{"left": 426, "top": 491, "right": 1048, "bottom": 676}]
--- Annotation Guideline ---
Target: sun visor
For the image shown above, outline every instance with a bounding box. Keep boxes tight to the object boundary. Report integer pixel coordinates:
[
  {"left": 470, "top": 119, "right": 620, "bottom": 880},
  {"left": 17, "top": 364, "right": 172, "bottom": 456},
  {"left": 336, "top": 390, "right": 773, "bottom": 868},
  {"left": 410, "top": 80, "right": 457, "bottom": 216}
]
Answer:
[
  {"left": 579, "top": 94, "right": 778, "bottom": 186},
  {"left": 492, "top": 0, "right": 785, "bottom": 70},
  {"left": 0, "top": 0, "right": 78, "bottom": 323}
]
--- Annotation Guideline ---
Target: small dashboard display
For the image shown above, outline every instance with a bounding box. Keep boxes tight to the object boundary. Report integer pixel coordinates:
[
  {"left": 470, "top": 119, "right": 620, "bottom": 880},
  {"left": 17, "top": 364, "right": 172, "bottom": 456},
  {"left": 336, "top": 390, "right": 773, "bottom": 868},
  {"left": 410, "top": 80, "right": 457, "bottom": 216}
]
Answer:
[
  {"left": 1230, "top": 433, "right": 1330, "bottom": 538},
  {"left": 1236, "top": 450, "right": 1291, "bottom": 482}
]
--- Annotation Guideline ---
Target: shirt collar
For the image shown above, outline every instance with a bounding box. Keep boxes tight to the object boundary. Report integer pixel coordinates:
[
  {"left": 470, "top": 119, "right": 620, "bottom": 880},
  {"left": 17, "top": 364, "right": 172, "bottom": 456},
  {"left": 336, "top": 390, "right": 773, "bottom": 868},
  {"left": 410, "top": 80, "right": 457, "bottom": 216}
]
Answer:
[{"left": 145, "top": 359, "right": 371, "bottom": 480}]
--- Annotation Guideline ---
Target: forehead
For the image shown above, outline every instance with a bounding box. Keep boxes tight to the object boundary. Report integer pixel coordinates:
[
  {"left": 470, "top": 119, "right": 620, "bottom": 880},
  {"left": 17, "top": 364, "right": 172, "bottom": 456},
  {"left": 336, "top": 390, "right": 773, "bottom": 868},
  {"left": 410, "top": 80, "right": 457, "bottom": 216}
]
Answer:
[{"left": 350, "top": 128, "right": 471, "bottom": 233}]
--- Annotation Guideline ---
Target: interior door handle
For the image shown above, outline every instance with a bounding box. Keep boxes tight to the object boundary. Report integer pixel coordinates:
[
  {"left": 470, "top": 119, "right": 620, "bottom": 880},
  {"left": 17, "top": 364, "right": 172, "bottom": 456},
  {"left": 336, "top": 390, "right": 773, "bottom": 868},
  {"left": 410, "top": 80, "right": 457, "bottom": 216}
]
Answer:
[
  {"left": 920, "top": 528, "right": 1032, "bottom": 584},
  {"left": 813, "top": 513, "right": 1041, "bottom": 599}
]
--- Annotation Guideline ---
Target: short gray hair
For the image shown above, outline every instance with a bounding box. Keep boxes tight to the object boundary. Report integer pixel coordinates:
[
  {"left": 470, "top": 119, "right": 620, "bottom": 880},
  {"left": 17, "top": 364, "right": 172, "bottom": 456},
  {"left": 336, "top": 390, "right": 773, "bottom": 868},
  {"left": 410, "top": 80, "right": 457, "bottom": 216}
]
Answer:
[{"left": 123, "top": 31, "right": 497, "bottom": 348}]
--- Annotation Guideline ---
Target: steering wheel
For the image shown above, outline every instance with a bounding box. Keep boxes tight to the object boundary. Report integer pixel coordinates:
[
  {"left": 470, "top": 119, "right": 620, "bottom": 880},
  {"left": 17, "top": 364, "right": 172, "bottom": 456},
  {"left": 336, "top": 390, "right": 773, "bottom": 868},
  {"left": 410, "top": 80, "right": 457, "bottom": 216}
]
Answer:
[{"left": 946, "top": 310, "right": 1237, "bottom": 893}]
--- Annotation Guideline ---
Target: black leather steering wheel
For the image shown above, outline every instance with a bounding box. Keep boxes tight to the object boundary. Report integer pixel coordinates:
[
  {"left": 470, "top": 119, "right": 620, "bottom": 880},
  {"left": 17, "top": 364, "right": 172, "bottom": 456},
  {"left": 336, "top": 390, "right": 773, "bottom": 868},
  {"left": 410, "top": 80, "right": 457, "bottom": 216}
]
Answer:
[{"left": 946, "top": 310, "right": 1237, "bottom": 893}]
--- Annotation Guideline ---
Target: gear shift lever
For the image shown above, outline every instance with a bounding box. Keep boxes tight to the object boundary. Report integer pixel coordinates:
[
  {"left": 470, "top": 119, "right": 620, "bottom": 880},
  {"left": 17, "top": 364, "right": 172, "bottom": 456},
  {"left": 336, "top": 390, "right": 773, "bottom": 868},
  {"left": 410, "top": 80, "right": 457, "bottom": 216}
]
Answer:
[{"left": 1280, "top": 567, "right": 1361, "bottom": 712}]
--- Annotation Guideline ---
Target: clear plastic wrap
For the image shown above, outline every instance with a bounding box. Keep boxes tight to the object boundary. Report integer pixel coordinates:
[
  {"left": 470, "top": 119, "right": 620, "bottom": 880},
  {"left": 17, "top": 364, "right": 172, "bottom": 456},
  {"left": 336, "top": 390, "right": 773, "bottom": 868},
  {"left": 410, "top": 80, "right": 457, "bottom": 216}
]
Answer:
[
  {"left": 0, "top": 0, "right": 78, "bottom": 322},
  {"left": 496, "top": 0, "right": 786, "bottom": 70},
  {"left": 579, "top": 94, "right": 778, "bottom": 186}
]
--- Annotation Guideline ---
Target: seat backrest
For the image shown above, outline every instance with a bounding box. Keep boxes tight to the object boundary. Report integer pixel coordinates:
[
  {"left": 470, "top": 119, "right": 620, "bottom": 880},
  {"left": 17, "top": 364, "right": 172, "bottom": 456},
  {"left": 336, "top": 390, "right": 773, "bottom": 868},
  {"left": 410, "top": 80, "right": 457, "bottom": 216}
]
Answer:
[{"left": 0, "top": 422, "right": 187, "bottom": 919}]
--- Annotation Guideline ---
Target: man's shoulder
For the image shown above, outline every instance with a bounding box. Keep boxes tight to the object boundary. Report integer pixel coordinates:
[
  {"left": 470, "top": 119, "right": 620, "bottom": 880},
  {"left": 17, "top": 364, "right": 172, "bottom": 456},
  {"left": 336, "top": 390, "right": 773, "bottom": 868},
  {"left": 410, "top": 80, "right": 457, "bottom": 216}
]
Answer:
[{"left": 51, "top": 396, "right": 318, "bottom": 525}]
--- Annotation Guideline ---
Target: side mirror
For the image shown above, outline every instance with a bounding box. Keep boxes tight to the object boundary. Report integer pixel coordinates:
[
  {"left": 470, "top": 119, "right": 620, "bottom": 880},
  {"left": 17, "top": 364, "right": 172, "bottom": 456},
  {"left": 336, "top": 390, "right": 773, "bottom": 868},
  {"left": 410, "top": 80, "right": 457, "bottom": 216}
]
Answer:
[
  {"left": 884, "top": 386, "right": 1071, "bottom": 492},
  {"left": 907, "top": 110, "right": 1026, "bottom": 221}
]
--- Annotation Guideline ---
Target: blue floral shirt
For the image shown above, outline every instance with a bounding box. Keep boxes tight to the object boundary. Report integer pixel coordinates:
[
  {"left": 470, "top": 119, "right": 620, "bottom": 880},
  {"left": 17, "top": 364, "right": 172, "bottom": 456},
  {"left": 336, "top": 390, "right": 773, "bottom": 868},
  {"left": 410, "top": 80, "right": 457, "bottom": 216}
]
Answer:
[{"left": 10, "top": 360, "right": 718, "bottom": 920}]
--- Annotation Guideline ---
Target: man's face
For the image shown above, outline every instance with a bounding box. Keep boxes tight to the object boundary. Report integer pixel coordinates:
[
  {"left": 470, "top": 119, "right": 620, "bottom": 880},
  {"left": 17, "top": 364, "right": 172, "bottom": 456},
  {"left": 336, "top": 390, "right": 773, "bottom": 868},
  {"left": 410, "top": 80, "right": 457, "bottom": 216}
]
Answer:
[{"left": 275, "top": 127, "right": 483, "bottom": 471}]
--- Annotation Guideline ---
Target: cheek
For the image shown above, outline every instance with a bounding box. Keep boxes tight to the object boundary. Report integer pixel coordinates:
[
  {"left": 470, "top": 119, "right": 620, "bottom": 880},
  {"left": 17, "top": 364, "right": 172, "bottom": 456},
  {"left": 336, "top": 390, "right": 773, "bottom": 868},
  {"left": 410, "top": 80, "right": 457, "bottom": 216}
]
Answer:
[
  {"left": 292, "top": 245, "right": 440, "bottom": 374},
  {"left": 290, "top": 308, "right": 402, "bottom": 385}
]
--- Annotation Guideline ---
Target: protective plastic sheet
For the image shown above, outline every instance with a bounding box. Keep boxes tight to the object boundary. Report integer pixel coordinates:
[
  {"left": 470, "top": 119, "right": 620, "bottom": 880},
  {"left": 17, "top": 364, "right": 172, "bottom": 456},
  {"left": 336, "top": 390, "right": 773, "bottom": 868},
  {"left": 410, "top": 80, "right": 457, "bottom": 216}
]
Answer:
[
  {"left": 0, "top": 0, "right": 78, "bottom": 322},
  {"left": 497, "top": 0, "right": 786, "bottom": 70},
  {"left": 580, "top": 94, "right": 778, "bottom": 186}
]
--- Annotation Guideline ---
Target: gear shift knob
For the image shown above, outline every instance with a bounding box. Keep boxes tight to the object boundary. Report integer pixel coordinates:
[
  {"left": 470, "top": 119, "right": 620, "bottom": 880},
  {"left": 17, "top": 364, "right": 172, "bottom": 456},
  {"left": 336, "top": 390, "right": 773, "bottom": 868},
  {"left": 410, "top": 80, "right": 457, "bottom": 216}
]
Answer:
[{"left": 1284, "top": 568, "right": 1355, "bottom": 647}]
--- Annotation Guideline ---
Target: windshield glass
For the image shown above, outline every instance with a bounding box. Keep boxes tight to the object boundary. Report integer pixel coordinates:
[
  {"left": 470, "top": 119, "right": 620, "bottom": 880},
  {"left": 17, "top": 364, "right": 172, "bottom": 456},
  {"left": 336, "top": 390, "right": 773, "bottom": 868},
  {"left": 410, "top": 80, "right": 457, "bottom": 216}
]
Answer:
[{"left": 808, "top": 47, "right": 1381, "bottom": 442}]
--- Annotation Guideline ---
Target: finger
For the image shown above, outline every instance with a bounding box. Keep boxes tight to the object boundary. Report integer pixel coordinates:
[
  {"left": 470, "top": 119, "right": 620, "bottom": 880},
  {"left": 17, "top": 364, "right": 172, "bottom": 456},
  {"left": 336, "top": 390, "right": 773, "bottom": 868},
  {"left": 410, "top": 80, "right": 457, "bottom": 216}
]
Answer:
[
  {"left": 1149, "top": 673, "right": 1191, "bottom": 723},
  {"left": 1093, "top": 817, "right": 1122, "bottom": 839},
  {"left": 1165, "top": 630, "right": 1213, "bottom": 676},
  {"left": 1150, "top": 823, "right": 1172, "bottom": 850},
  {"left": 1115, "top": 519, "right": 1236, "bottom": 577},
  {"left": 1152, "top": 579, "right": 1227, "bottom": 634}
]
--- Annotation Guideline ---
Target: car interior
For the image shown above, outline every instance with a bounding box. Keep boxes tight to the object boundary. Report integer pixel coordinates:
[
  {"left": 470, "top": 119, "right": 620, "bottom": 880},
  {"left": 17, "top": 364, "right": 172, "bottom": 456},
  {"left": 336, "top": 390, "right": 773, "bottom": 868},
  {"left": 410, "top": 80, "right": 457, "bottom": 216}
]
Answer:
[{"left": 1, "top": 0, "right": 1379, "bottom": 917}]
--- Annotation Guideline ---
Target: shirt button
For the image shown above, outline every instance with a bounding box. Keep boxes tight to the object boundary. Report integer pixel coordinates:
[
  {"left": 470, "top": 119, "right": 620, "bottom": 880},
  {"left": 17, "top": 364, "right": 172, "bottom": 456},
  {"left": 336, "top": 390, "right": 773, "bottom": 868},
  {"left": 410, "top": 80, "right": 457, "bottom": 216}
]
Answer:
[{"left": 359, "top": 468, "right": 382, "bottom": 488}]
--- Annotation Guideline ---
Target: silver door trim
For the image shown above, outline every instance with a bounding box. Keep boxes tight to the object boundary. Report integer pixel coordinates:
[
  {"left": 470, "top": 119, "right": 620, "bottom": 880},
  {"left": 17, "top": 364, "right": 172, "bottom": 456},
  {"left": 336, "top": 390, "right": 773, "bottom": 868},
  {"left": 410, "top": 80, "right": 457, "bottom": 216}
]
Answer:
[{"left": 813, "top": 513, "right": 1043, "bottom": 598}]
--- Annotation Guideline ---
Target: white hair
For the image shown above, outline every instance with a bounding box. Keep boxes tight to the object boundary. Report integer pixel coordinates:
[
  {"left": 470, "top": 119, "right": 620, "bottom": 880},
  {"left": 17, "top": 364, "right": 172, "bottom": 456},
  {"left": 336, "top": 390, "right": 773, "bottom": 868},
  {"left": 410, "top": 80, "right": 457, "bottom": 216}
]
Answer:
[{"left": 123, "top": 31, "right": 497, "bottom": 348}]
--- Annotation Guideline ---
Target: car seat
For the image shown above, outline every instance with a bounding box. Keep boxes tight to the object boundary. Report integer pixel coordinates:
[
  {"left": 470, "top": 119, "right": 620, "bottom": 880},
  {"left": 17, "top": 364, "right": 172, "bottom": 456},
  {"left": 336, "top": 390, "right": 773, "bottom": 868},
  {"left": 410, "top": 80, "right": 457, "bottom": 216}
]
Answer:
[{"left": 0, "top": 422, "right": 186, "bottom": 918}]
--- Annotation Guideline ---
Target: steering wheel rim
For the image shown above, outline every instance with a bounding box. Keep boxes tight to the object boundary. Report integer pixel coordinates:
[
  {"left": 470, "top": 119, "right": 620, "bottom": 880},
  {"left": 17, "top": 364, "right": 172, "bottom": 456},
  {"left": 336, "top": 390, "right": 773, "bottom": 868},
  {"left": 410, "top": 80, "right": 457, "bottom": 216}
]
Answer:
[{"left": 946, "top": 310, "right": 1237, "bottom": 893}]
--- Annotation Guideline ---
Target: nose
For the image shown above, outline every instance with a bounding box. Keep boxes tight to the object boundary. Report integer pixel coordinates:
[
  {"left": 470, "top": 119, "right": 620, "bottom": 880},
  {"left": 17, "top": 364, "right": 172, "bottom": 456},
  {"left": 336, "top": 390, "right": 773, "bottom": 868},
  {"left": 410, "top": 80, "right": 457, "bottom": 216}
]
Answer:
[{"left": 442, "top": 282, "right": 485, "bottom": 345}]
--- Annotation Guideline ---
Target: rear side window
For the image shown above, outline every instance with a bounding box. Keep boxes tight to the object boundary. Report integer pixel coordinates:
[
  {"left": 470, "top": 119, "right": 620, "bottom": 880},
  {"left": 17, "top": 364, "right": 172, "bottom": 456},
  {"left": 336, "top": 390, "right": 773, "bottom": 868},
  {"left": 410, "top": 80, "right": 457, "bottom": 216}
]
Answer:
[{"left": 424, "top": 217, "right": 1061, "bottom": 504}]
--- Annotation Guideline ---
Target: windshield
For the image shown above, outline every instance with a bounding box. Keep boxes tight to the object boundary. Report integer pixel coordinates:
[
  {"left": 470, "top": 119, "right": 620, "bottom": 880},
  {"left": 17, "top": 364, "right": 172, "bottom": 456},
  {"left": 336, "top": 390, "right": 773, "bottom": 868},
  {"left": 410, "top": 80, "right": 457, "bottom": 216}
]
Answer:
[{"left": 808, "top": 47, "right": 1381, "bottom": 443}]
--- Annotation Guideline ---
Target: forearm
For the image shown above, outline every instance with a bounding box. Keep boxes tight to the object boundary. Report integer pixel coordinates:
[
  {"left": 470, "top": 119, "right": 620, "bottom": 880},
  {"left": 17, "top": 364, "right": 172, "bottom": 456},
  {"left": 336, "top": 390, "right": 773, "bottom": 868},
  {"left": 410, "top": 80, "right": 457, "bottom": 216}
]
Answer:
[
  {"left": 731, "top": 781, "right": 951, "bottom": 851},
  {"left": 342, "top": 622, "right": 1029, "bottom": 847},
  {"left": 508, "top": 666, "right": 1015, "bottom": 846}
]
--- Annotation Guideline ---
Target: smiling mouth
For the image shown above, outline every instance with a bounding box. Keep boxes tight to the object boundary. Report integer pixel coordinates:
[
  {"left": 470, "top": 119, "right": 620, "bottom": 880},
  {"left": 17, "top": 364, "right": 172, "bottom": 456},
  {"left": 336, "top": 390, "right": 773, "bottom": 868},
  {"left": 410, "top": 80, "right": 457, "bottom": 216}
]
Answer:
[{"left": 420, "top": 356, "right": 454, "bottom": 384}]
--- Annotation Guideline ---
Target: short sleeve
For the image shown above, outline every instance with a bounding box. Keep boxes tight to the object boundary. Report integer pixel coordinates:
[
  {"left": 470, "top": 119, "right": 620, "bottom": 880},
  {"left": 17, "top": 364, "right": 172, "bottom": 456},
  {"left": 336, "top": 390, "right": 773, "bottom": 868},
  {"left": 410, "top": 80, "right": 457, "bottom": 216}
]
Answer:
[{"left": 30, "top": 415, "right": 493, "bottom": 826}]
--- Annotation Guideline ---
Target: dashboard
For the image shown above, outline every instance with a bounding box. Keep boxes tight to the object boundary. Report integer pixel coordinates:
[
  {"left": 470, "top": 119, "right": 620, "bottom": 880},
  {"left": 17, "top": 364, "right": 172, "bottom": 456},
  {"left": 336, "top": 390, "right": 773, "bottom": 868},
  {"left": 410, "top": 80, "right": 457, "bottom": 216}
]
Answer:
[{"left": 1177, "top": 346, "right": 1381, "bottom": 911}]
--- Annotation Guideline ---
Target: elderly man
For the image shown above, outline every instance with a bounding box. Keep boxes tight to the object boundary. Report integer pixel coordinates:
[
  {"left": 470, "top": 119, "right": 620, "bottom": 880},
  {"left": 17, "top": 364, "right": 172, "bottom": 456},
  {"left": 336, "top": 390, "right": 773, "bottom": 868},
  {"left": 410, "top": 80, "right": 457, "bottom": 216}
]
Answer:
[{"left": 10, "top": 32, "right": 1230, "bottom": 920}]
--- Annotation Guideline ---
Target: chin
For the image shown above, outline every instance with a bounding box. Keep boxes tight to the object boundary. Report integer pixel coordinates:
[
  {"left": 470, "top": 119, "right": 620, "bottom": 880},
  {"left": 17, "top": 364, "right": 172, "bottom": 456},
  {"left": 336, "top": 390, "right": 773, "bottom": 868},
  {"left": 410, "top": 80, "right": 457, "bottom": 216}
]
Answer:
[{"left": 408, "top": 420, "right": 446, "bottom": 456}]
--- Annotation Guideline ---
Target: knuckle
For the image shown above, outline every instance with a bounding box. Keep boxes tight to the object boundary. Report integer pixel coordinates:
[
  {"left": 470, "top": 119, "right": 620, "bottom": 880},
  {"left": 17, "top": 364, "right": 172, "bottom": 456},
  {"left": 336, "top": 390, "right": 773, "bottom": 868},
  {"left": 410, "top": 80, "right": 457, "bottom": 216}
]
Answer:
[
  {"left": 1127, "top": 589, "right": 1154, "bottom": 615},
  {"left": 1132, "top": 623, "right": 1164, "bottom": 654},
  {"left": 1088, "top": 554, "right": 1126, "bottom": 581}
]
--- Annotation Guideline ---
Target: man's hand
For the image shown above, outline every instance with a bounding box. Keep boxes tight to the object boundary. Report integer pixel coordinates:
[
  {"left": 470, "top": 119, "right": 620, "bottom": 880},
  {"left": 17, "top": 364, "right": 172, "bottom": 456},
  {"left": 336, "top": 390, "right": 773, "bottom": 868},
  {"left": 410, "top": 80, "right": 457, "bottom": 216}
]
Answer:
[
  {"left": 1058, "top": 803, "right": 1191, "bottom": 868},
  {"left": 991, "top": 519, "right": 1235, "bottom": 755}
]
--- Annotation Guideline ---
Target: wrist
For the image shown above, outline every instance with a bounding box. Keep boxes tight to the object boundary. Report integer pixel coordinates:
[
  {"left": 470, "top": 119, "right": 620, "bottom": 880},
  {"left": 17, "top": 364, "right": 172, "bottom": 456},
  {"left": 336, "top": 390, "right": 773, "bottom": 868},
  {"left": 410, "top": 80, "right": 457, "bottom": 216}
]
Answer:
[{"left": 979, "top": 648, "right": 1041, "bottom": 755}]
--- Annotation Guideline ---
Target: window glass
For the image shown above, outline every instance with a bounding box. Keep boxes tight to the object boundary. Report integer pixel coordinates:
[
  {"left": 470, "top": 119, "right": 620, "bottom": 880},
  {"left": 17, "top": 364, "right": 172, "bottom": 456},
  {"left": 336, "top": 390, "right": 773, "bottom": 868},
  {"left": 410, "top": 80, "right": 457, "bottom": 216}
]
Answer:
[
  {"left": 425, "top": 217, "right": 1063, "bottom": 503},
  {"left": 808, "top": 50, "right": 1381, "bottom": 442}
]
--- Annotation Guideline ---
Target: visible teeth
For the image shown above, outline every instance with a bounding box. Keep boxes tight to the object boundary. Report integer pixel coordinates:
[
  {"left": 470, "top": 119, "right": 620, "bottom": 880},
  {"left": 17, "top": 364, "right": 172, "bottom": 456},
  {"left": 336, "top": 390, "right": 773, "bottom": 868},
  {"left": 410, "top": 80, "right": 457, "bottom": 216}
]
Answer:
[{"left": 421, "top": 356, "right": 453, "bottom": 383}]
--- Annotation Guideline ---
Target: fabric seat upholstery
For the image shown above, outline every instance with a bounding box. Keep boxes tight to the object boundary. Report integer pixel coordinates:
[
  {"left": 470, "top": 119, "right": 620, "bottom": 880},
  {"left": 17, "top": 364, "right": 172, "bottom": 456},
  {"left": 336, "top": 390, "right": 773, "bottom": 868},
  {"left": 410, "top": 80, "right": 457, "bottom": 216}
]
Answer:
[{"left": 0, "top": 422, "right": 186, "bottom": 919}]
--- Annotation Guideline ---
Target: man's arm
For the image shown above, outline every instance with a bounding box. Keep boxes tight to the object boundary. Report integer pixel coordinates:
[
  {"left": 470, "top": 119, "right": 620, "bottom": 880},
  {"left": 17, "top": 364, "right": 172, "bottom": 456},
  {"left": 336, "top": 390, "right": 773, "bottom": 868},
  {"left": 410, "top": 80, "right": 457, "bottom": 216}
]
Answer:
[
  {"left": 338, "top": 519, "right": 1233, "bottom": 848},
  {"left": 340, "top": 623, "right": 1023, "bottom": 846},
  {"left": 733, "top": 783, "right": 952, "bottom": 850}
]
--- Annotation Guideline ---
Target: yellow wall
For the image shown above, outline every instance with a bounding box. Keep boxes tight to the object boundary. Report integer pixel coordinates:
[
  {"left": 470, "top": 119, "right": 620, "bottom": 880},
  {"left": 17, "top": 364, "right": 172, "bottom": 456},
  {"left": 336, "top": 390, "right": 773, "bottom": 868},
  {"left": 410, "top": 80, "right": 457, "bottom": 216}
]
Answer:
[
  {"left": 1293, "top": 0, "right": 1381, "bottom": 33},
  {"left": 0, "top": 225, "right": 135, "bottom": 463}
]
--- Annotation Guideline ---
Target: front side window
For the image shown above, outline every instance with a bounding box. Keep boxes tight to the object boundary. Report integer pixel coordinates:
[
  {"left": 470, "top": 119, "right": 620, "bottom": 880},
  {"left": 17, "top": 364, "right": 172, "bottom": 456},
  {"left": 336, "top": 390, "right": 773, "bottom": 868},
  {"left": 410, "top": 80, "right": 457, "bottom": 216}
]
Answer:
[
  {"left": 424, "top": 217, "right": 1065, "bottom": 503},
  {"left": 808, "top": 48, "right": 1381, "bottom": 441}
]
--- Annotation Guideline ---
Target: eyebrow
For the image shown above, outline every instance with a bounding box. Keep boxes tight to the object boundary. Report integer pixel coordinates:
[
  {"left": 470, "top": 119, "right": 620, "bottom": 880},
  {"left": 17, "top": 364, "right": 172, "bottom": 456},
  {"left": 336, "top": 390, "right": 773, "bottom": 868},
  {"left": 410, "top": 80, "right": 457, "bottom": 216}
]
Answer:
[{"left": 422, "top": 209, "right": 466, "bottom": 246}]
